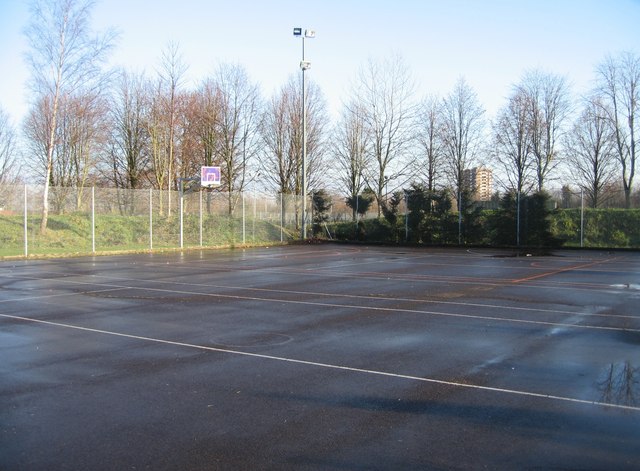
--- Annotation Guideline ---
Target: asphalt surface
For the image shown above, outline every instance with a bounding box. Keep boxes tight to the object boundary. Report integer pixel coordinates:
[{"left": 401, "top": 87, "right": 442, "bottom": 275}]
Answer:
[{"left": 1, "top": 244, "right": 639, "bottom": 470}]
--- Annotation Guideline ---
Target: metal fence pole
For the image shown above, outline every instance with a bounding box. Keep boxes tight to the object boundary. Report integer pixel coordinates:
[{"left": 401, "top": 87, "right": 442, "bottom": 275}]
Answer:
[
  {"left": 149, "top": 188, "right": 153, "bottom": 251},
  {"left": 580, "top": 189, "right": 584, "bottom": 248},
  {"left": 23, "top": 184, "right": 28, "bottom": 257},
  {"left": 91, "top": 186, "right": 95, "bottom": 253},
  {"left": 179, "top": 184, "right": 184, "bottom": 249},
  {"left": 404, "top": 190, "right": 409, "bottom": 242},
  {"left": 458, "top": 190, "right": 462, "bottom": 245},
  {"left": 242, "top": 192, "right": 246, "bottom": 244},
  {"left": 517, "top": 190, "right": 521, "bottom": 247},
  {"left": 199, "top": 189, "right": 203, "bottom": 247}
]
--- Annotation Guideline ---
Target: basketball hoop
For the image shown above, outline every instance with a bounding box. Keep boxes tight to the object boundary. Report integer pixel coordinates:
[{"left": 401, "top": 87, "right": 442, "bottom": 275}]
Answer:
[{"left": 201, "top": 166, "right": 221, "bottom": 188}]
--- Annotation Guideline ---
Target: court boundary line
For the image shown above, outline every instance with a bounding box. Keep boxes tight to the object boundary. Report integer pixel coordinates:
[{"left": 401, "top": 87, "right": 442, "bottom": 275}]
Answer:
[
  {"left": 6, "top": 268, "right": 633, "bottom": 320},
  {"left": 56, "top": 272, "right": 638, "bottom": 322},
  {"left": 134, "top": 279, "right": 640, "bottom": 321},
  {"left": 150, "top": 250, "right": 638, "bottom": 291},
  {"left": 511, "top": 257, "right": 620, "bottom": 283},
  {"left": 1, "top": 274, "right": 638, "bottom": 333},
  {"left": 2, "top": 261, "right": 634, "bottom": 295},
  {"left": 2, "top": 312, "right": 638, "bottom": 413}
]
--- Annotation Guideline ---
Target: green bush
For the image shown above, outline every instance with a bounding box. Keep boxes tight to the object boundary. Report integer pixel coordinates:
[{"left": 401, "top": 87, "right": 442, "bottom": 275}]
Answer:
[
  {"left": 549, "top": 208, "right": 640, "bottom": 248},
  {"left": 489, "top": 191, "right": 562, "bottom": 248}
]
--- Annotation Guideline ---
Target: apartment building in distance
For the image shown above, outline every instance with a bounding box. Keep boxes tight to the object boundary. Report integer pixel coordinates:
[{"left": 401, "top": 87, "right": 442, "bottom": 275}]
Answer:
[{"left": 463, "top": 166, "right": 493, "bottom": 201}]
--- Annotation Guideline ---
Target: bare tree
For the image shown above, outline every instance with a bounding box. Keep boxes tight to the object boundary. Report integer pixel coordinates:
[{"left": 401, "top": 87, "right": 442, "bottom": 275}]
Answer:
[
  {"left": 596, "top": 51, "right": 639, "bottom": 208},
  {"left": 304, "top": 79, "right": 329, "bottom": 195},
  {"left": 353, "top": 54, "right": 416, "bottom": 215},
  {"left": 492, "top": 87, "right": 534, "bottom": 247},
  {"left": 331, "top": 100, "right": 370, "bottom": 220},
  {"left": 193, "top": 78, "right": 222, "bottom": 170},
  {"left": 213, "top": 63, "right": 262, "bottom": 214},
  {"left": 414, "top": 95, "right": 444, "bottom": 192},
  {"left": 158, "top": 42, "right": 187, "bottom": 214},
  {"left": 23, "top": 96, "right": 54, "bottom": 182},
  {"left": 174, "top": 91, "right": 202, "bottom": 184},
  {"left": 260, "top": 76, "right": 326, "bottom": 197},
  {"left": 0, "top": 108, "right": 19, "bottom": 184},
  {"left": 518, "top": 69, "right": 571, "bottom": 191},
  {"left": 55, "top": 91, "right": 106, "bottom": 207},
  {"left": 147, "top": 79, "right": 171, "bottom": 212},
  {"left": 441, "top": 78, "right": 485, "bottom": 244},
  {"left": 24, "top": 90, "right": 105, "bottom": 212},
  {"left": 260, "top": 82, "right": 296, "bottom": 195},
  {"left": 492, "top": 87, "right": 534, "bottom": 195},
  {"left": 564, "top": 95, "right": 617, "bottom": 208},
  {"left": 441, "top": 78, "right": 485, "bottom": 206},
  {"left": 24, "top": 0, "right": 115, "bottom": 232},
  {"left": 106, "top": 70, "right": 149, "bottom": 190},
  {"left": 187, "top": 80, "right": 223, "bottom": 215}
]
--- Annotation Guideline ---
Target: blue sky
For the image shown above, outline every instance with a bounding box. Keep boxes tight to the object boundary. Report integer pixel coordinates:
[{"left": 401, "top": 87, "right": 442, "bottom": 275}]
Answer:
[{"left": 1, "top": 0, "right": 639, "bottom": 126}]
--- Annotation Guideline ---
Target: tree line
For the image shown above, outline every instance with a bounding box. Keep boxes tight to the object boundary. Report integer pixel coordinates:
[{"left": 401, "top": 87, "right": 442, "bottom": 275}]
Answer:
[{"left": 0, "top": 0, "right": 638, "bottom": 235}]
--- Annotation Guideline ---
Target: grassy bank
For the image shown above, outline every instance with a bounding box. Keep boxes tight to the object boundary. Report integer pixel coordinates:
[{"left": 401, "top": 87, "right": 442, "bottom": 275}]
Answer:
[{"left": 0, "top": 212, "right": 291, "bottom": 258}]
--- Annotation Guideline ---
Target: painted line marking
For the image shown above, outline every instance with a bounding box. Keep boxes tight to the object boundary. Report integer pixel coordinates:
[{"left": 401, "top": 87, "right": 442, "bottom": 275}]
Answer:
[
  {"left": 1, "top": 273, "right": 638, "bottom": 332},
  {"left": 3, "top": 264, "right": 628, "bottom": 294},
  {"left": 2, "top": 312, "right": 638, "bottom": 413},
  {"left": 512, "top": 257, "right": 620, "bottom": 283},
  {"left": 0, "top": 287, "right": 132, "bottom": 304},
  {"left": 78, "top": 274, "right": 640, "bottom": 322}
]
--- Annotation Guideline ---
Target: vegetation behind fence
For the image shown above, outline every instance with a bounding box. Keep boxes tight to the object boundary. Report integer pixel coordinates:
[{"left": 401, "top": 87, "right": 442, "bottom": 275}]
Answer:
[
  {"left": 0, "top": 185, "right": 310, "bottom": 257},
  {"left": 1, "top": 184, "right": 639, "bottom": 258}
]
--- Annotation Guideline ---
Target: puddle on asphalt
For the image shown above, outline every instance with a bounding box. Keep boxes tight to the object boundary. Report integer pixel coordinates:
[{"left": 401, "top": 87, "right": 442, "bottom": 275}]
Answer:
[
  {"left": 610, "top": 283, "right": 640, "bottom": 290},
  {"left": 617, "top": 330, "right": 640, "bottom": 345},
  {"left": 210, "top": 331, "right": 293, "bottom": 348},
  {"left": 597, "top": 361, "right": 639, "bottom": 407}
]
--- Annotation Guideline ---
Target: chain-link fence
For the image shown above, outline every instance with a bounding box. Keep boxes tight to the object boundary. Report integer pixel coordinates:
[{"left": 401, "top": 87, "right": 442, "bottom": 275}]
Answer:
[
  {"left": 0, "top": 184, "right": 326, "bottom": 257},
  {"left": 1, "top": 184, "right": 639, "bottom": 257},
  {"left": 547, "top": 187, "right": 640, "bottom": 248},
  {"left": 326, "top": 188, "right": 640, "bottom": 249}
]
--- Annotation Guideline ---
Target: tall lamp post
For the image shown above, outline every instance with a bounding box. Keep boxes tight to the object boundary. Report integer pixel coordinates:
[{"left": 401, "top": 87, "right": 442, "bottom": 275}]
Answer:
[{"left": 293, "top": 27, "right": 315, "bottom": 239}]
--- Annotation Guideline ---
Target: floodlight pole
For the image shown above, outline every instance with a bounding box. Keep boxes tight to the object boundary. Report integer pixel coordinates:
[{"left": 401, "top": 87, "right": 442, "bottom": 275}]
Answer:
[
  {"left": 302, "top": 38, "right": 307, "bottom": 241},
  {"left": 294, "top": 27, "right": 314, "bottom": 239}
]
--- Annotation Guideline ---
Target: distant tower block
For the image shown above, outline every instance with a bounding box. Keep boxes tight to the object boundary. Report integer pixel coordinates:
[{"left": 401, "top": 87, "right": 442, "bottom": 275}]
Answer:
[{"left": 463, "top": 166, "right": 493, "bottom": 201}]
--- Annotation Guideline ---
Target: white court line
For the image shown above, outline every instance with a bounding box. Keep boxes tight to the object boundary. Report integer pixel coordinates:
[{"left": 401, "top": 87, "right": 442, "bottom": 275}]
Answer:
[
  {"left": 172, "top": 263, "right": 635, "bottom": 293},
  {"left": 1, "top": 273, "right": 638, "bottom": 333},
  {"left": 1, "top": 312, "right": 638, "bottom": 413},
  {"left": 0, "top": 287, "right": 132, "bottom": 304},
  {"left": 3, "top": 259, "right": 634, "bottom": 294},
  {"left": 127, "top": 278, "right": 639, "bottom": 321},
  {"left": 37, "top": 268, "right": 633, "bottom": 321}
]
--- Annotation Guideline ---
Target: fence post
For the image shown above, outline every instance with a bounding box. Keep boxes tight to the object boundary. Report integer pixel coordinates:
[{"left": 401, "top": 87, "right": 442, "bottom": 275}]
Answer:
[
  {"left": 149, "top": 188, "right": 153, "bottom": 252},
  {"left": 242, "top": 192, "right": 246, "bottom": 244},
  {"left": 91, "top": 186, "right": 95, "bottom": 253},
  {"left": 280, "top": 193, "right": 284, "bottom": 243},
  {"left": 404, "top": 190, "right": 409, "bottom": 242},
  {"left": 179, "top": 185, "right": 184, "bottom": 249},
  {"left": 458, "top": 190, "right": 462, "bottom": 245},
  {"left": 517, "top": 190, "right": 521, "bottom": 247},
  {"left": 580, "top": 189, "right": 584, "bottom": 248},
  {"left": 23, "top": 184, "right": 28, "bottom": 257},
  {"left": 199, "top": 189, "right": 203, "bottom": 247}
]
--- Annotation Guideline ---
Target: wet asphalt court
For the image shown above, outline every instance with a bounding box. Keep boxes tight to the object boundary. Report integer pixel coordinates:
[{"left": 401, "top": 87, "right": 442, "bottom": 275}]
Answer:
[{"left": 1, "top": 244, "right": 639, "bottom": 470}]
